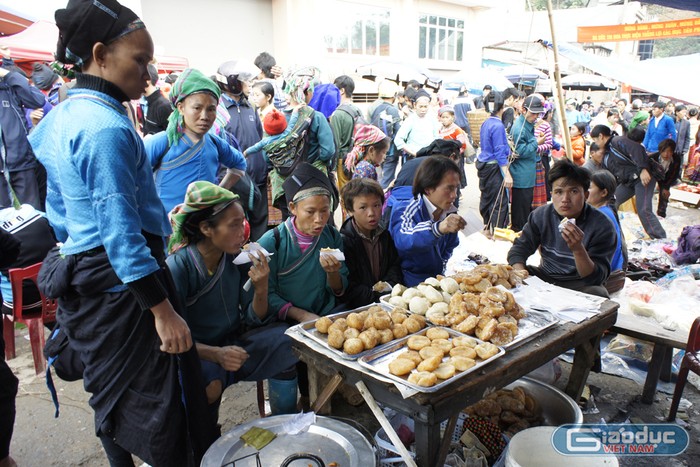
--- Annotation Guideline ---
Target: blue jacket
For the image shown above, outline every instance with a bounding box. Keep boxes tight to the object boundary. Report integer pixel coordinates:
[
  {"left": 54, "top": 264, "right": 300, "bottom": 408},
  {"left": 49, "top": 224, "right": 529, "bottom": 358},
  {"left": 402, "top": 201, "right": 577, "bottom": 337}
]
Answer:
[
  {"left": 510, "top": 115, "right": 539, "bottom": 188},
  {"left": 29, "top": 87, "right": 170, "bottom": 284},
  {"left": 389, "top": 194, "right": 459, "bottom": 286},
  {"left": 0, "top": 71, "right": 46, "bottom": 172},
  {"left": 643, "top": 114, "right": 676, "bottom": 153},
  {"left": 478, "top": 116, "right": 510, "bottom": 166}
]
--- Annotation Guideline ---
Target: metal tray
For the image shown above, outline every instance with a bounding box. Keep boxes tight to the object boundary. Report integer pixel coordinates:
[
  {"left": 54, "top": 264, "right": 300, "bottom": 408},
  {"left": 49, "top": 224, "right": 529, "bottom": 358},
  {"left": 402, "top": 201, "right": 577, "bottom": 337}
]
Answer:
[
  {"left": 295, "top": 304, "right": 409, "bottom": 361},
  {"left": 381, "top": 294, "right": 558, "bottom": 350},
  {"left": 379, "top": 293, "right": 397, "bottom": 310},
  {"left": 358, "top": 327, "right": 505, "bottom": 393},
  {"left": 201, "top": 414, "right": 376, "bottom": 467},
  {"left": 503, "top": 309, "right": 559, "bottom": 349}
]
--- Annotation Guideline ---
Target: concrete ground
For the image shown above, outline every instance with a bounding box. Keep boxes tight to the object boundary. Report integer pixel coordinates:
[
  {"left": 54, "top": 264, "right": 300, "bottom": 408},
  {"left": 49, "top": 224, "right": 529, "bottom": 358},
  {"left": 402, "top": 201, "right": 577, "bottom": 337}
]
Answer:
[{"left": 6, "top": 161, "right": 700, "bottom": 466}]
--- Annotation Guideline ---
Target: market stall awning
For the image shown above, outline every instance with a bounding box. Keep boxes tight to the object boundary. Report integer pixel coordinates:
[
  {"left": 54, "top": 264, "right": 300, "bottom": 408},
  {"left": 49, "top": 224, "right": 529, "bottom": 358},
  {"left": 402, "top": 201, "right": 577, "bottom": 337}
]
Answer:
[
  {"left": 0, "top": 20, "right": 188, "bottom": 73},
  {"left": 553, "top": 41, "right": 700, "bottom": 105}
]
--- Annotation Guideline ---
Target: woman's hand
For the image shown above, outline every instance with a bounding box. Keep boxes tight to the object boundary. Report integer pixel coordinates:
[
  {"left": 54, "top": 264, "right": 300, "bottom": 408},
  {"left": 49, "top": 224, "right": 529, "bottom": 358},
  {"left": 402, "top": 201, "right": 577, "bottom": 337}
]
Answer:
[
  {"left": 151, "top": 300, "right": 193, "bottom": 354},
  {"left": 248, "top": 251, "right": 269, "bottom": 290},
  {"left": 217, "top": 345, "right": 249, "bottom": 371},
  {"left": 320, "top": 254, "right": 342, "bottom": 274},
  {"left": 438, "top": 213, "right": 467, "bottom": 235},
  {"left": 503, "top": 170, "right": 513, "bottom": 189}
]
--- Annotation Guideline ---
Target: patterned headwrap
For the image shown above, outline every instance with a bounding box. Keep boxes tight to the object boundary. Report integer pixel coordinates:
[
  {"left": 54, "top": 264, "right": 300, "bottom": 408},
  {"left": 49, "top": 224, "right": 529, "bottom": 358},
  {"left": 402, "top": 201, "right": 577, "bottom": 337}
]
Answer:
[
  {"left": 167, "top": 181, "right": 239, "bottom": 254},
  {"left": 55, "top": 0, "right": 145, "bottom": 70},
  {"left": 438, "top": 105, "right": 454, "bottom": 116},
  {"left": 344, "top": 124, "right": 388, "bottom": 172},
  {"left": 166, "top": 68, "right": 221, "bottom": 146},
  {"left": 629, "top": 110, "right": 649, "bottom": 130},
  {"left": 284, "top": 66, "right": 321, "bottom": 105}
]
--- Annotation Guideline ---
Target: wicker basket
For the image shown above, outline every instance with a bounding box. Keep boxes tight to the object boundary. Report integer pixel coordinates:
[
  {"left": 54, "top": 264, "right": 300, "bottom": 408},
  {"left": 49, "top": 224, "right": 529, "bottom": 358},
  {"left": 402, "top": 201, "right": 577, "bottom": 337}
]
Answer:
[{"left": 467, "top": 110, "right": 490, "bottom": 147}]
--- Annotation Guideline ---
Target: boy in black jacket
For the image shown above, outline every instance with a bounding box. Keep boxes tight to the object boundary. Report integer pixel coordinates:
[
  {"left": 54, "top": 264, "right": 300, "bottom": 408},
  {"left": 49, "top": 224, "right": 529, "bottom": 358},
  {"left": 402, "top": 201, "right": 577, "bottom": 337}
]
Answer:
[{"left": 339, "top": 178, "right": 403, "bottom": 308}]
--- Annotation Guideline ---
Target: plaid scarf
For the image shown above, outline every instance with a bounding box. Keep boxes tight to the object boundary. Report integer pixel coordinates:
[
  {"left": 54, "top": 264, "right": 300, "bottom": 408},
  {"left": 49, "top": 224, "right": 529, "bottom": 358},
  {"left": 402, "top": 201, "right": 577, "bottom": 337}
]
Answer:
[
  {"left": 284, "top": 66, "right": 321, "bottom": 105},
  {"left": 168, "top": 181, "right": 238, "bottom": 253},
  {"left": 344, "top": 124, "right": 387, "bottom": 172},
  {"left": 166, "top": 68, "right": 221, "bottom": 146}
]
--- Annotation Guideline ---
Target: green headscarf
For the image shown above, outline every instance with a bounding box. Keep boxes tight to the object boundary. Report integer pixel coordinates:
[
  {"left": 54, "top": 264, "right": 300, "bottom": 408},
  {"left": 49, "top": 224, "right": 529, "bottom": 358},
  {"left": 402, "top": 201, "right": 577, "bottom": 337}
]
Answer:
[
  {"left": 168, "top": 181, "right": 239, "bottom": 253},
  {"left": 166, "top": 68, "right": 221, "bottom": 146},
  {"left": 629, "top": 110, "right": 649, "bottom": 131}
]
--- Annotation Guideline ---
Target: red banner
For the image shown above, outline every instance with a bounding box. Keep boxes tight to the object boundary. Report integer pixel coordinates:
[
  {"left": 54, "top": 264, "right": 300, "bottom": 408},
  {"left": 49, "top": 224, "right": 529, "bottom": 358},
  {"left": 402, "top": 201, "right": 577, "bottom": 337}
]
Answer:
[{"left": 578, "top": 17, "right": 700, "bottom": 42}]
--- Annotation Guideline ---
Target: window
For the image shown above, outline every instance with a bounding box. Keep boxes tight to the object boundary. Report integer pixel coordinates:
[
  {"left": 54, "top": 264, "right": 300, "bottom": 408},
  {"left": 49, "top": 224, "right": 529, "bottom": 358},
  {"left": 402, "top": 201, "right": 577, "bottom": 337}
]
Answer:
[
  {"left": 324, "top": 3, "right": 390, "bottom": 56},
  {"left": 637, "top": 40, "right": 654, "bottom": 61},
  {"left": 418, "top": 15, "right": 464, "bottom": 61}
]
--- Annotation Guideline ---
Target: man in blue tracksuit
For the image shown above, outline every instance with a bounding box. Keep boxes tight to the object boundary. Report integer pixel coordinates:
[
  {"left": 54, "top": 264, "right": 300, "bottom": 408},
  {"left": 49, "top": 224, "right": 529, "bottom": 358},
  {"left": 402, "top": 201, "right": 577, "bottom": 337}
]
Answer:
[
  {"left": 0, "top": 60, "right": 47, "bottom": 209},
  {"left": 389, "top": 156, "right": 465, "bottom": 286}
]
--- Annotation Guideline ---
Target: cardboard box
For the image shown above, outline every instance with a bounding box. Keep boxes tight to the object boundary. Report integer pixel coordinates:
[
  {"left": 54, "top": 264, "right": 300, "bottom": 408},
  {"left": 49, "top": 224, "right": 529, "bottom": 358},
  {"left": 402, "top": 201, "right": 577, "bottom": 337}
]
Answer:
[{"left": 670, "top": 187, "right": 700, "bottom": 207}]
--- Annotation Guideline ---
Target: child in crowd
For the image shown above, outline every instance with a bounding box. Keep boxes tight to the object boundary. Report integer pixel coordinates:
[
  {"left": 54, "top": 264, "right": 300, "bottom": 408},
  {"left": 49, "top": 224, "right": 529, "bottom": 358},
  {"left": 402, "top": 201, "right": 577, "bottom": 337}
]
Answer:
[
  {"left": 343, "top": 125, "right": 390, "bottom": 181},
  {"left": 582, "top": 142, "right": 605, "bottom": 173},
  {"left": 438, "top": 105, "right": 469, "bottom": 153},
  {"left": 339, "top": 178, "right": 403, "bottom": 308},
  {"left": 438, "top": 104, "right": 476, "bottom": 170},
  {"left": 244, "top": 109, "right": 291, "bottom": 157},
  {"left": 570, "top": 122, "right": 587, "bottom": 166}
]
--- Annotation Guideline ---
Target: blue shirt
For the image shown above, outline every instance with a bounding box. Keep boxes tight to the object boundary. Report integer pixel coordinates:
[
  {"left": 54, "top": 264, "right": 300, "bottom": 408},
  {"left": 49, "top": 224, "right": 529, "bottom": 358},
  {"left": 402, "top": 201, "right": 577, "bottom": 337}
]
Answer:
[
  {"left": 29, "top": 88, "right": 170, "bottom": 284},
  {"left": 144, "top": 132, "right": 247, "bottom": 214},
  {"left": 478, "top": 116, "right": 510, "bottom": 166},
  {"left": 597, "top": 205, "right": 624, "bottom": 272}
]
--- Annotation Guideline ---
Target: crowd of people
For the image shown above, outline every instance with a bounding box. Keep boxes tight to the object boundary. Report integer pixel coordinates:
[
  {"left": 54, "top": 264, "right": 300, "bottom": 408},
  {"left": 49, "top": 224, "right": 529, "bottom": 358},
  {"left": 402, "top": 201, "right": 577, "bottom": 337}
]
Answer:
[{"left": 0, "top": 0, "right": 699, "bottom": 465}]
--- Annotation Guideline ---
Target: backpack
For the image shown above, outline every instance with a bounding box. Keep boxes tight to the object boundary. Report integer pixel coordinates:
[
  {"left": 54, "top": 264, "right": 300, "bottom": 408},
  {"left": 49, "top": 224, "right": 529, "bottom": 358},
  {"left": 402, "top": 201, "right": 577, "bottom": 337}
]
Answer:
[
  {"left": 335, "top": 104, "right": 368, "bottom": 178},
  {"left": 370, "top": 102, "right": 397, "bottom": 140},
  {"left": 336, "top": 104, "right": 368, "bottom": 141},
  {"left": 265, "top": 106, "right": 315, "bottom": 177}
]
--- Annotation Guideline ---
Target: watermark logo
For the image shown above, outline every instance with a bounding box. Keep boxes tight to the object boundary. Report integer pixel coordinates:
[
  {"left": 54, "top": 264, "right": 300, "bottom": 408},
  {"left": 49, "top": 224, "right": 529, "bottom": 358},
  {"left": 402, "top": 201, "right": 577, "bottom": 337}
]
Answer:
[{"left": 552, "top": 424, "right": 689, "bottom": 456}]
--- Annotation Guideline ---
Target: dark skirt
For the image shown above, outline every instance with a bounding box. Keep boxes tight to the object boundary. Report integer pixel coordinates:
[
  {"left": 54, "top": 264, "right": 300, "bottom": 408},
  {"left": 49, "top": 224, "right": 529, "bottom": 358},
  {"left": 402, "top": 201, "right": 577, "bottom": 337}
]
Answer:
[
  {"left": 39, "top": 247, "right": 216, "bottom": 466},
  {"left": 476, "top": 161, "right": 509, "bottom": 229}
]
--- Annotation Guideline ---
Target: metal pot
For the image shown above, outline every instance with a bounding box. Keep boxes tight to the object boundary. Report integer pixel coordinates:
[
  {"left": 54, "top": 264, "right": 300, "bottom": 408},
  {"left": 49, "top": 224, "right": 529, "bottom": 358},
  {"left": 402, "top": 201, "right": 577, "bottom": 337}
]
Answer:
[
  {"left": 201, "top": 414, "right": 377, "bottom": 467},
  {"left": 502, "top": 376, "right": 583, "bottom": 426}
]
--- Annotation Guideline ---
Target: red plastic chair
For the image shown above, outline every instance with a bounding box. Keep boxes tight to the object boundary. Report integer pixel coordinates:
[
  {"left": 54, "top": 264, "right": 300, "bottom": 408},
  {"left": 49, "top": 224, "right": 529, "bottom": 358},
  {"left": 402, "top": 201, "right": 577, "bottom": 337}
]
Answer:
[
  {"left": 668, "top": 317, "right": 700, "bottom": 421},
  {"left": 3, "top": 262, "right": 57, "bottom": 374}
]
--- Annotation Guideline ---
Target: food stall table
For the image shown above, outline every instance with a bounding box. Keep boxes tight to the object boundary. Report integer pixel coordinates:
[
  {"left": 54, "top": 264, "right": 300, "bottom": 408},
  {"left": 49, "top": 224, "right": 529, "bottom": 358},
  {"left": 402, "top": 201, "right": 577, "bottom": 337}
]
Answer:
[{"left": 289, "top": 299, "right": 618, "bottom": 467}]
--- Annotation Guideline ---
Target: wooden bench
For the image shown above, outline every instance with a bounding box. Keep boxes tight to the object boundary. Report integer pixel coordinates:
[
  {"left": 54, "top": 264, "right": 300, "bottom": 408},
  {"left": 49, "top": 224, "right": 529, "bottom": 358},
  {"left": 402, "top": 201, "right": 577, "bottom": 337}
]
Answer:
[{"left": 611, "top": 313, "right": 689, "bottom": 404}]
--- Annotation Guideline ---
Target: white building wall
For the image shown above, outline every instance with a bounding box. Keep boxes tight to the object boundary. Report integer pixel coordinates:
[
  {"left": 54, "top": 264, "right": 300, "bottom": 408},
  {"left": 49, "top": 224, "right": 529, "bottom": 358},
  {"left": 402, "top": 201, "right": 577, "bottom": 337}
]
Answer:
[
  {"left": 140, "top": 0, "right": 274, "bottom": 75},
  {"left": 137, "top": 0, "right": 642, "bottom": 90}
]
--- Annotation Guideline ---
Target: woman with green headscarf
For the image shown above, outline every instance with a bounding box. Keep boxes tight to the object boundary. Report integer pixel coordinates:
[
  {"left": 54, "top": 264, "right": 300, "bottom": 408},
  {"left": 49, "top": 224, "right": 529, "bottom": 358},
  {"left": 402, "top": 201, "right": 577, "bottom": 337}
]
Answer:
[
  {"left": 166, "top": 181, "right": 299, "bottom": 417},
  {"left": 629, "top": 110, "right": 649, "bottom": 131},
  {"left": 144, "top": 68, "right": 247, "bottom": 213}
]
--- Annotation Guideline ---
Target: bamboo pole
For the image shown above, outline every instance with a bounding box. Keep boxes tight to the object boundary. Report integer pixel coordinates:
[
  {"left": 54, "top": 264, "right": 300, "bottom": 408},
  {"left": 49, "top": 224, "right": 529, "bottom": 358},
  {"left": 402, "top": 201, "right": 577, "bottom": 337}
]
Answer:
[
  {"left": 355, "top": 381, "right": 418, "bottom": 467},
  {"left": 546, "top": 0, "right": 573, "bottom": 161}
]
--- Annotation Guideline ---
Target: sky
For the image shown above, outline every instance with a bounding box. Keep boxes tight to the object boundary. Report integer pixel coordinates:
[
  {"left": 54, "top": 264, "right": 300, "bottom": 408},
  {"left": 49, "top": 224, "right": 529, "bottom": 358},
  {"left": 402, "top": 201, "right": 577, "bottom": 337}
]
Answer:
[{"left": 0, "top": 0, "right": 142, "bottom": 21}]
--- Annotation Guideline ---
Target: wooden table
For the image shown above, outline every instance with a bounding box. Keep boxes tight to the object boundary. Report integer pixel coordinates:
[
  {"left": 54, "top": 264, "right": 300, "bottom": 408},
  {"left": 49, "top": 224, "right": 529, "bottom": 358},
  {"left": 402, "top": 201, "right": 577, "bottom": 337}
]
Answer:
[
  {"left": 292, "top": 300, "right": 619, "bottom": 467},
  {"left": 612, "top": 313, "right": 689, "bottom": 404}
]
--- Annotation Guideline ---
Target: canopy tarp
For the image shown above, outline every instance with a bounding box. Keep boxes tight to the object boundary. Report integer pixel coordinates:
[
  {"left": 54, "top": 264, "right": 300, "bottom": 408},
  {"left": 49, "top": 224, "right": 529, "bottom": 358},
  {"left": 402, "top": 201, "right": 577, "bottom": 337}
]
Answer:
[
  {"left": 642, "top": 0, "right": 700, "bottom": 12},
  {"left": 0, "top": 20, "right": 188, "bottom": 73},
  {"left": 554, "top": 41, "right": 700, "bottom": 105}
]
